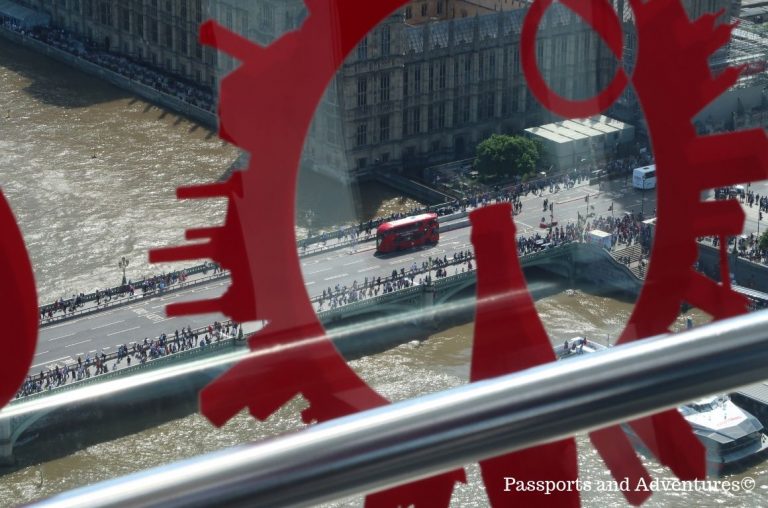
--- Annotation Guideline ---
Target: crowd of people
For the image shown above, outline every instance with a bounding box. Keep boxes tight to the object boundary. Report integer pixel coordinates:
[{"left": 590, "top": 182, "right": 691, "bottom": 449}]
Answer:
[
  {"left": 701, "top": 187, "right": 768, "bottom": 265},
  {"left": 2, "top": 21, "right": 215, "bottom": 113},
  {"left": 16, "top": 322, "right": 238, "bottom": 399},
  {"left": 314, "top": 251, "right": 475, "bottom": 311},
  {"left": 585, "top": 214, "right": 653, "bottom": 252},
  {"left": 516, "top": 224, "right": 581, "bottom": 255},
  {"left": 310, "top": 208, "right": 663, "bottom": 313},
  {"left": 39, "top": 262, "right": 223, "bottom": 323}
]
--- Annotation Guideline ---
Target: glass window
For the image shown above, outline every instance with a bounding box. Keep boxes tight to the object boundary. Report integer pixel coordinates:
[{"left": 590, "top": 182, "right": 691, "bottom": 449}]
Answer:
[{"left": 7, "top": 4, "right": 766, "bottom": 507}]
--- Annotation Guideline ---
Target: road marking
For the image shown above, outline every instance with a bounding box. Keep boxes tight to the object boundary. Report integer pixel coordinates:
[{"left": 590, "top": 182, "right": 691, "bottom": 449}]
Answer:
[
  {"left": 31, "top": 356, "right": 70, "bottom": 368},
  {"left": 66, "top": 339, "right": 92, "bottom": 348},
  {"left": 91, "top": 320, "right": 125, "bottom": 330},
  {"left": 107, "top": 326, "right": 140, "bottom": 337},
  {"left": 44, "top": 321, "right": 75, "bottom": 330},
  {"left": 324, "top": 273, "right": 349, "bottom": 281},
  {"left": 343, "top": 259, "right": 364, "bottom": 266},
  {"left": 34, "top": 350, "right": 49, "bottom": 357},
  {"left": 358, "top": 265, "right": 380, "bottom": 272},
  {"left": 49, "top": 332, "right": 75, "bottom": 342},
  {"left": 304, "top": 281, "right": 315, "bottom": 286},
  {"left": 306, "top": 268, "right": 332, "bottom": 275},
  {"left": 556, "top": 194, "right": 593, "bottom": 205}
]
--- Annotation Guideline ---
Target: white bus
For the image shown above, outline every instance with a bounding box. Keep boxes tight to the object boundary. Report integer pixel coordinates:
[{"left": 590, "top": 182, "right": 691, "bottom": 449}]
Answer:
[{"left": 632, "top": 165, "right": 656, "bottom": 190}]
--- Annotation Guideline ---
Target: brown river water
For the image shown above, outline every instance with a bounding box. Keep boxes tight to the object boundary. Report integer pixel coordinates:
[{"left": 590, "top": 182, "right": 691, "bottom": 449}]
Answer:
[{"left": 0, "top": 36, "right": 765, "bottom": 507}]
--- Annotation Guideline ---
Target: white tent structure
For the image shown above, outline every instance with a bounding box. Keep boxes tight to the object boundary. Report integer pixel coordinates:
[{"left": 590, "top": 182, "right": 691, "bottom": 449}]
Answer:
[
  {"left": 587, "top": 230, "right": 613, "bottom": 250},
  {"left": 524, "top": 115, "right": 635, "bottom": 171}
]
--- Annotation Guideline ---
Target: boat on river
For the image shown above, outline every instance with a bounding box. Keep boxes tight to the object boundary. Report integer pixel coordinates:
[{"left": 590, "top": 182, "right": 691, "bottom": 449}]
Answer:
[{"left": 555, "top": 337, "right": 768, "bottom": 474}]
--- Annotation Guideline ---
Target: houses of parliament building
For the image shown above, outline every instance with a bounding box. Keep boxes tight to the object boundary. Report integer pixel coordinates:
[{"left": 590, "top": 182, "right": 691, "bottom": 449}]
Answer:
[{"left": 11, "top": 0, "right": 740, "bottom": 180}]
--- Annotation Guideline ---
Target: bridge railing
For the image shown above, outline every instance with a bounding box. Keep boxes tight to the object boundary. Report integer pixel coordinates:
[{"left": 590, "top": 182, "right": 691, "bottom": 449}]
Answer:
[
  {"left": 318, "top": 284, "right": 425, "bottom": 321},
  {"left": 39, "top": 266, "right": 229, "bottom": 326},
  {"left": 29, "top": 308, "right": 768, "bottom": 508},
  {"left": 316, "top": 243, "right": 580, "bottom": 316},
  {"left": 311, "top": 254, "right": 475, "bottom": 305},
  {"left": 15, "top": 322, "right": 239, "bottom": 403}
]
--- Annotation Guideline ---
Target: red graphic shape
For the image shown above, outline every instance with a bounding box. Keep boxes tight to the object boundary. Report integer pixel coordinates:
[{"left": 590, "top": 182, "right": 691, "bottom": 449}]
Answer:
[
  {"left": 521, "top": 0, "right": 628, "bottom": 117},
  {"left": 521, "top": 0, "right": 768, "bottom": 502},
  {"left": 0, "top": 191, "right": 38, "bottom": 408},
  {"left": 470, "top": 203, "right": 581, "bottom": 508},
  {"left": 150, "top": 2, "right": 466, "bottom": 505}
]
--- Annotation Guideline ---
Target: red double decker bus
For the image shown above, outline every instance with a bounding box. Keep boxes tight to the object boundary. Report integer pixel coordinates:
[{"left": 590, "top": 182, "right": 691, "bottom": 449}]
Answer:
[{"left": 376, "top": 213, "right": 439, "bottom": 254}]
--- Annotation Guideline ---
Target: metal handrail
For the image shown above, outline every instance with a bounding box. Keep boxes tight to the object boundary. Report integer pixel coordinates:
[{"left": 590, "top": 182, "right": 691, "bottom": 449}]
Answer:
[{"left": 31, "top": 308, "right": 768, "bottom": 508}]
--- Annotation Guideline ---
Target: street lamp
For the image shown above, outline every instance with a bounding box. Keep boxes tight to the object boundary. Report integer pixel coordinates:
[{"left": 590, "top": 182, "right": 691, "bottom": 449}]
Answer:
[
  {"left": 304, "top": 209, "right": 315, "bottom": 239},
  {"left": 549, "top": 202, "right": 554, "bottom": 235},
  {"left": 118, "top": 256, "right": 129, "bottom": 286}
]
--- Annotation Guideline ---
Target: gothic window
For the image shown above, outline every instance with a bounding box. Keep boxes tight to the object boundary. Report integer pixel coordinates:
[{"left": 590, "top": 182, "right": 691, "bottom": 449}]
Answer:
[
  {"left": 357, "top": 78, "right": 368, "bottom": 107},
  {"left": 379, "top": 73, "right": 390, "bottom": 103},
  {"left": 356, "top": 123, "right": 368, "bottom": 146}
]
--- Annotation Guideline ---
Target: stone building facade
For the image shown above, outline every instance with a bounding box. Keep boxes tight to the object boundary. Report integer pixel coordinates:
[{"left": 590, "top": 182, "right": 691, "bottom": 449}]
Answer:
[
  {"left": 11, "top": 0, "right": 741, "bottom": 182},
  {"left": 334, "top": 6, "right": 616, "bottom": 177},
  {"left": 14, "top": 0, "right": 306, "bottom": 87},
  {"left": 404, "top": 0, "right": 527, "bottom": 25}
]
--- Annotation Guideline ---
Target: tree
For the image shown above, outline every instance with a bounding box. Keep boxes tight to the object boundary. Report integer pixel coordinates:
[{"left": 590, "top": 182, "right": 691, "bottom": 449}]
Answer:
[
  {"left": 759, "top": 231, "right": 768, "bottom": 252},
  {"left": 474, "top": 134, "right": 540, "bottom": 180}
]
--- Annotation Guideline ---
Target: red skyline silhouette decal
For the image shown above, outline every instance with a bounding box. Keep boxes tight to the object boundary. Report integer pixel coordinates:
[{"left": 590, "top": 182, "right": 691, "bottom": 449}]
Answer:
[
  {"left": 149, "top": 2, "right": 467, "bottom": 505},
  {"left": 0, "top": 0, "right": 764, "bottom": 506},
  {"left": 0, "top": 191, "right": 38, "bottom": 410},
  {"left": 151, "top": 0, "right": 767, "bottom": 504}
]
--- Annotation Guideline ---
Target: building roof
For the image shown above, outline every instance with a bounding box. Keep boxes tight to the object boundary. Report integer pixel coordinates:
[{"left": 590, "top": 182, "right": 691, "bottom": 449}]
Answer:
[
  {"left": 735, "top": 382, "right": 768, "bottom": 405},
  {"left": 525, "top": 115, "right": 631, "bottom": 145},
  {"left": 405, "top": 2, "right": 573, "bottom": 53},
  {"left": 524, "top": 126, "right": 572, "bottom": 144},
  {"left": 733, "top": 285, "right": 768, "bottom": 302},
  {"left": 377, "top": 213, "right": 438, "bottom": 231},
  {"left": 0, "top": 0, "right": 50, "bottom": 28}
]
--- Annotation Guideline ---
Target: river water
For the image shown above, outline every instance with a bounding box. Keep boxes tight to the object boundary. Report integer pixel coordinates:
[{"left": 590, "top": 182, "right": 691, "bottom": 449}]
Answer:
[{"left": 0, "top": 36, "right": 765, "bottom": 507}]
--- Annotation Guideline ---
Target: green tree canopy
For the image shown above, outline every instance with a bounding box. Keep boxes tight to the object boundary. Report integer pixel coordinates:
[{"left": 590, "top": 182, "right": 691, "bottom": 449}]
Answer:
[
  {"left": 759, "top": 230, "right": 768, "bottom": 251},
  {"left": 474, "top": 134, "right": 541, "bottom": 180}
]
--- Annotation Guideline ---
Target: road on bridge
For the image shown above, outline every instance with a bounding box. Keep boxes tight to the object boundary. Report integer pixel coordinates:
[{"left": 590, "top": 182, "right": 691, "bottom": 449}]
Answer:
[{"left": 38, "top": 173, "right": 768, "bottom": 375}]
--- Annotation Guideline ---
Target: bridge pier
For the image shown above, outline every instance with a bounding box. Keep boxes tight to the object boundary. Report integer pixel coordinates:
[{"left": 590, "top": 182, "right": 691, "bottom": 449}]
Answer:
[
  {"left": 0, "top": 419, "right": 15, "bottom": 466},
  {"left": 422, "top": 283, "right": 435, "bottom": 307},
  {"left": 420, "top": 284, "right": 438, "bottom": 329}
]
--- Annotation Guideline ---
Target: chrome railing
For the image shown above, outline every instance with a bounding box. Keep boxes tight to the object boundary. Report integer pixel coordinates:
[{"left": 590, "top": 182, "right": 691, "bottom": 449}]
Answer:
[{"left": 30, "top": 308, "right": 768, "bottom": 508}]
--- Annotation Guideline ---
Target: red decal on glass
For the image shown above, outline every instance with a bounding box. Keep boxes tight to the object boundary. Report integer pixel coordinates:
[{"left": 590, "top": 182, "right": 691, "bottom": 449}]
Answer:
[
  {"left": 0, "top": 191, "right": 37, "bottom": 408},
  {"left": 149, "top": 2, "right": 466, "bottom": 505},
  {"left": 470, "top": 203, "right": 580, "bottom": 507},
  {"left": 521, "top": 0, "right": 768, "bottom": 502},
  {"left": 521, "top": 0, "right": 628, "bottom": 118}
]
